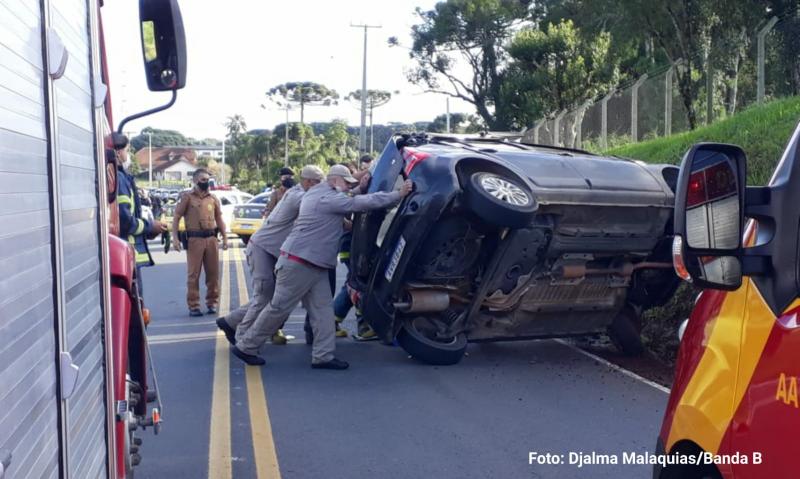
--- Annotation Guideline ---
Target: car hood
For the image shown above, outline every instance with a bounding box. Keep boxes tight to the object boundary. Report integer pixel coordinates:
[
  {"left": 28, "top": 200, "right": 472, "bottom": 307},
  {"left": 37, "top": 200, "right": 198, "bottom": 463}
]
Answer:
[{"left": 494, "top": 150, "right": 675, "bottom": 207}]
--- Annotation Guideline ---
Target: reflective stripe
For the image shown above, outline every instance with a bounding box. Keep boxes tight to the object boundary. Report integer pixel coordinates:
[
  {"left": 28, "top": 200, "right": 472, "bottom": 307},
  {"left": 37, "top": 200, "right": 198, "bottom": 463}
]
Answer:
[
  {"left": 338, "top": 252, "right": 350, "bottom": 260},
  {"left": 118, "top": 194, "right": 133, "bottom": 206},
  {"left": 134, "top": 219, "right": 145, "bottom": 235},
  {"left": 135, "top": 251, "right": 150, "bottom": 265}
]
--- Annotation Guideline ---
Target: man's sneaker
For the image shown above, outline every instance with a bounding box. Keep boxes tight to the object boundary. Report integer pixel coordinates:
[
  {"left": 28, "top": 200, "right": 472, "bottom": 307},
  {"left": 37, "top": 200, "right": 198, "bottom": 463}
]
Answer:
[
  {"left": 207, "top": 306, "right": 218, "bottom": 315},
  {"left": 231, "top": 346, "right": 265, "bottom": 366},
  {"left": 353, "top": 327, "right": 379, "bottom": 342},
  {"left": 271, "top": 330, "right": 288, "bottom": 345},
  {"left": 216, "top": 318, "right": 236, "bottom": 345},
  {"left": 311, "top": 358, "right": 349, "bottom": 370},
  {"left": 335, "top": 323, "right": 348, "bottom": 338},
  {"left": 189, "top": 309, "right": 203, "bottom": 317}
]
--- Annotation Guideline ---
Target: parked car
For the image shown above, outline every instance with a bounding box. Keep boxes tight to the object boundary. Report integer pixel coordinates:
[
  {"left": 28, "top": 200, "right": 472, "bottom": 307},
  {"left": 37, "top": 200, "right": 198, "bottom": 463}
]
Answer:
[
  {"left": 230, "top": 193, "right": 270, "bottom": 245},
  {"left": 210, "top": 187, "right": 253, "bottom": 232},
  {"left": 349, "top": 133, "right": 681, "bottom": 365}
]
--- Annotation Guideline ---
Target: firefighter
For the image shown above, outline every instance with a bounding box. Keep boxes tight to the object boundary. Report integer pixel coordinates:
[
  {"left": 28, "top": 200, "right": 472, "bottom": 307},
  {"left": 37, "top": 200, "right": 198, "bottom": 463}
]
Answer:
[
  {"left": 216, "top": 165, "right": 324, "bottom": 344},
  {"left": 171, "top": 168, "right": 228, "bottom": 316},
  {"left": 232, "top": 165, "right": 413, "bottom": 369},
  {"left": 113, "top": 136, "right": 166, "bottom": 295}
]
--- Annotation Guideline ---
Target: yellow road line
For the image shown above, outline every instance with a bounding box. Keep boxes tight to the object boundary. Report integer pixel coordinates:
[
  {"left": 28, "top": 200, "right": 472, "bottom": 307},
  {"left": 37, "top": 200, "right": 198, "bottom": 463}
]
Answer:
[
  {"left": 232, "top": 246, "right": 282, "bottom": 479},
  {"left": 208, "top": 246, "right": 232, "bottom": 479}
]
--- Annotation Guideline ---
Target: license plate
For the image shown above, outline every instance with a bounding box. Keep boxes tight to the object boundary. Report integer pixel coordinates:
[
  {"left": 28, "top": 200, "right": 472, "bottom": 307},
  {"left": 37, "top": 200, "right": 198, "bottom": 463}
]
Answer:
[
  {"left": 384, "top": 236, "right": 406, "bottom": 282},
  {"left": 239, "top": 224, "right": 253, "bottom": 230}
]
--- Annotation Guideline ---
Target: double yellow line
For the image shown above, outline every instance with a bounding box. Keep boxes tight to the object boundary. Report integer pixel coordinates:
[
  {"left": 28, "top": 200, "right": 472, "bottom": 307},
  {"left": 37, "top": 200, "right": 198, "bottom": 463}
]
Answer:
[{"left": 208, "top": 243, "right": 281, "bottom": 479}]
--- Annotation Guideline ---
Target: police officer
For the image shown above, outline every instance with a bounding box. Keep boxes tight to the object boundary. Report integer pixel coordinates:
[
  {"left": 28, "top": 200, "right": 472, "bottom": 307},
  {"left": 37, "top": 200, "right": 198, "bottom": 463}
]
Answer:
[
  {"left": 232, "top": 165, "right": 413, "bottom": 368},
  {"left": 113, "top": 136, "right": 167, "bottom": 294},
  {"left": 172, "top": 168, "right": 228, "bottom": 316},
  {"left": 216, "top": 165, "right": 324, "bottom": 344}
]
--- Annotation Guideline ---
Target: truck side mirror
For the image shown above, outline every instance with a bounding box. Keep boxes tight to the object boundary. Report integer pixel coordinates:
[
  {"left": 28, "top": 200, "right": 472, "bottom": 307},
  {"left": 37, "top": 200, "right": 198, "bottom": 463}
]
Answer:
[
  {"left": 139, "top": 0, "right": 187, "bottom": 91},
  {"left": 673, "top": 143, "right": 747, "bottom": 290}
]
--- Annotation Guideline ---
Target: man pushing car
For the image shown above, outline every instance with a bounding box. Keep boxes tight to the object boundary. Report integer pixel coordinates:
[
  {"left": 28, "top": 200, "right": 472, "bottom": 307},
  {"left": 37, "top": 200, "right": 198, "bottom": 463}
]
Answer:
[{"left": 232, "top": 164, "right": 413, "bottom": 369}]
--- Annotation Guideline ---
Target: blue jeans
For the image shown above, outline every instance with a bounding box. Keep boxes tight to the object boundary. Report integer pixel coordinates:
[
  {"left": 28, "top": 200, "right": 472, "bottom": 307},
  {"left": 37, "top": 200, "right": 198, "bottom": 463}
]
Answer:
[{"left": 333, "top": 259, "right": 352, "bottom": 320}]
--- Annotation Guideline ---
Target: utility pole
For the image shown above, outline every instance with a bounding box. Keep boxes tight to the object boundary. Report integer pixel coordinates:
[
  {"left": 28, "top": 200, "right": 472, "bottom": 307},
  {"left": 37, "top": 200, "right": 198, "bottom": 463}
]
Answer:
[
  {"left": 221, "top": 139, "right": 226, "bottom": 185},
  {"left": 446, "top": 97, "right": 451, "bottom": 133},
  {"left": 351, "top": 22, "right": 381, "bottom": 153},
  {"left": 369, "top": 97, "right": 374, "bottom": 154},
  {"left": 284, "top": 105, "right": 290, "bottom": 166},
  {"left": 147, "top": 132, "right": 152, "bottom": 184}
]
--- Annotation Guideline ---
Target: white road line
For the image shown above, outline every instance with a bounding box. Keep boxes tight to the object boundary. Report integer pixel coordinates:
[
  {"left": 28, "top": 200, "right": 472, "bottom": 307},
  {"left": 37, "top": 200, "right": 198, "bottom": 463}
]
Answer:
[{"left": 553, "top": 339, "right": 671, "bottom": 394}]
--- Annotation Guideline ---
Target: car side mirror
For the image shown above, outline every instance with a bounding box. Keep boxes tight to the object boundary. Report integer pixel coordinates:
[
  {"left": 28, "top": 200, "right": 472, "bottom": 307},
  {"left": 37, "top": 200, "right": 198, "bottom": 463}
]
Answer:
[
  {"left": 673, "top": 143, "right": 747, "bottom": 290},
  {"left": 139, "top": 0, "right": 187, "bottom": 91}
]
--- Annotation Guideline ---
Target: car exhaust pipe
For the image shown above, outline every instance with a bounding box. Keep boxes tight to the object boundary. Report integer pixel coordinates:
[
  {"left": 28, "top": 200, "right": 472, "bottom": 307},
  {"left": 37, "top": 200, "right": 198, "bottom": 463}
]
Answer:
[
  {"left": 393, "top": 290, "right": 451, "bottom": 313},
  {"left": 556, "top": 261, "right": 673, "bottom": 279}
]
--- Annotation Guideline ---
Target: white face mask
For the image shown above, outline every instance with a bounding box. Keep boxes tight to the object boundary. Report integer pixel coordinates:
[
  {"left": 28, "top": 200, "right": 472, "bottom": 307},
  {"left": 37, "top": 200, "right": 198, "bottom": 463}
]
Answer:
[{"left": 122, "top": 155, "right": 132, "bottom": 170}]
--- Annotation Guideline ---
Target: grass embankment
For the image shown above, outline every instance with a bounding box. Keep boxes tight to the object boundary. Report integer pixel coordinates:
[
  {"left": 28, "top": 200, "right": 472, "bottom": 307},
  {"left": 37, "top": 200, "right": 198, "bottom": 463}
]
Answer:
[{"left": 608, "top": 97, "right": 800, "bottom": 366}]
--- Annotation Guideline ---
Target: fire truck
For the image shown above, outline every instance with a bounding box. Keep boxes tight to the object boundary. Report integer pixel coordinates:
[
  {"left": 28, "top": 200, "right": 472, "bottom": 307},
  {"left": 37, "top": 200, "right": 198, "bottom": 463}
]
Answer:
[
  {"left": 0, "top": 0, "right": 186, "bottom": 477},
  {"left": 657, "top": 121, "right": 800, "bottom": 478}
]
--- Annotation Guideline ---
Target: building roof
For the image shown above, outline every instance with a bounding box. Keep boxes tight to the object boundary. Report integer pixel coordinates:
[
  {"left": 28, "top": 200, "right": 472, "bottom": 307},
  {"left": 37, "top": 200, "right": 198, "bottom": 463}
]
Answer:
[{"left": 135, "top": 147, "right": 198, "bottom": 170}]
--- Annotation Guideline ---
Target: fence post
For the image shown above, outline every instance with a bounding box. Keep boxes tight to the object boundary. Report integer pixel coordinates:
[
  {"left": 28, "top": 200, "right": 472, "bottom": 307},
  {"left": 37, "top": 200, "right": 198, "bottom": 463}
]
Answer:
[
  {"left": 665, "top": 63, "right": 675, "bottom": 136},
  {"left": 631, "top": 74, "right": 648, "bottom": 142},
  {"left": 576, "top": 100, "right": 592, "bottom": 149},
  {"left": 600, "top": 91, "right": 614, "bottom": 150},
  {"left": 532, "top": 120, "right": 542, "bottom": 144},
  {"left": 757, "top": 16, "right": 779, "bottom": 104},
  {"left": 554, "top": 110, "right": 567, "bottom": 147}
]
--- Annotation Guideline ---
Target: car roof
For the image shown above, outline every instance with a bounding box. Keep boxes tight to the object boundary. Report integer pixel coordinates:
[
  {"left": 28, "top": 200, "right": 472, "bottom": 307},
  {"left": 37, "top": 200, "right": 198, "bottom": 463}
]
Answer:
[{"left": 410, "top": 133, "right": 597, "bottom": 158}]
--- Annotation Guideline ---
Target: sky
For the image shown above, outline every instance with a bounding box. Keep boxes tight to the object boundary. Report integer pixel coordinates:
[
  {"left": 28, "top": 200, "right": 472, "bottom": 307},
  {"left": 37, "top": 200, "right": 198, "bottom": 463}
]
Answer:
[{"left": 102, "top": 0, "right": 474, "bottom": 140}]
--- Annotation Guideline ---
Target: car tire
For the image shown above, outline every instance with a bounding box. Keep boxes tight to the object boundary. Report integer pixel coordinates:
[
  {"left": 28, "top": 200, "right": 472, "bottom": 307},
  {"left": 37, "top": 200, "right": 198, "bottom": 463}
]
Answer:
[
  {"left": 464, "top": 171, "right": 537, "bottom": 228},
  {"left": 607, "top": 306, "right": 645, "bottom": 356},
  {"left": 240, "top": 235, "right": 250, "bottom": 246},
  {"left": 397, "top": 318, "right": 467, "bottom": 365}
]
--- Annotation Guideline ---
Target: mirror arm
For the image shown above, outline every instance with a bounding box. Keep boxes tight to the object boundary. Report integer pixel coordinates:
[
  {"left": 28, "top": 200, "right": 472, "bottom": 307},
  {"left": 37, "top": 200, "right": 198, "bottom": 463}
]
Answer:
[
  {"left": 744, "top": 186, "right": 771, "bottom": 218},
  {"left": 740, "top": 253, "right": 771, "bottom": 276},
  {"left": 116, "top": 89, "right": 177, "bottom": 134}
]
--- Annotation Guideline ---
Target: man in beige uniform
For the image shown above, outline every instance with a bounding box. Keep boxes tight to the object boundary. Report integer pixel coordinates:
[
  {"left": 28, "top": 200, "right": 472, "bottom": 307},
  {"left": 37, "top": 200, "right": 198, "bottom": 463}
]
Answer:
[
  {"left": 216, "top": 165, "right": 324, "bottom": 343},
  {"left": 233, "top": 165, "right": 413, "bottom": 368},
  {"left": 172, "top": 168, "right": 228, "bottom": 316}
]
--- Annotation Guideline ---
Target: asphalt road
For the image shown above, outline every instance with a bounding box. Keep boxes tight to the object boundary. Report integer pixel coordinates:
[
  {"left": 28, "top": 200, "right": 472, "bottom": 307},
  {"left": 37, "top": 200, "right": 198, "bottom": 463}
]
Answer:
[{"left": 133, "top": 239, "right": 668, "bottom": 479}]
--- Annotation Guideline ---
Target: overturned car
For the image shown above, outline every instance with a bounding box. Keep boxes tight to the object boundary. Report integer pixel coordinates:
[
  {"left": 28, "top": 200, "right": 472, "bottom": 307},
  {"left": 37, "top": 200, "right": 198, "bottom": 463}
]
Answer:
[{"left": 349, "top": 134, "right": 680, "bottom": 365}]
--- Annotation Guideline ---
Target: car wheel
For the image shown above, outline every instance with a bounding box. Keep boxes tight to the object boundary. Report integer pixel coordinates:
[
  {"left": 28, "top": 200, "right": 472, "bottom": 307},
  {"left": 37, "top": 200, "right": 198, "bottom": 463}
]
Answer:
[
  {"left": 240, "top": 235, "right": 250, "bottom": 246},
  {"left": 397, "top": 317, "right": 467, "bottom": 365},
  {"left": 465, "top": 171, "right": 537, "bottom": 228},
  {"left": 607, "top": 306, "right": 644, "bottom": 356}
]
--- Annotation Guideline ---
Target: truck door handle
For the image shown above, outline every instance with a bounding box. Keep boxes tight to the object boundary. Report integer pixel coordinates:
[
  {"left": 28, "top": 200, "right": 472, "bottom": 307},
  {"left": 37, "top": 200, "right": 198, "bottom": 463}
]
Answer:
[{"left": 0, "top": 448, "right": 12, "bottom": 478}]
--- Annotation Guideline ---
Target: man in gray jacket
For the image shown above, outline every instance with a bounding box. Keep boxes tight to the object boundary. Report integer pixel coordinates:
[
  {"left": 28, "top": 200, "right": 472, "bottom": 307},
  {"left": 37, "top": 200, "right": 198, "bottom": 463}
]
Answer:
[
  {"left": 216, "top": 165, "right": 324, "bottom": 345},
  {"left": 233, "top": 165, "right": 413, "bottom": 369}
]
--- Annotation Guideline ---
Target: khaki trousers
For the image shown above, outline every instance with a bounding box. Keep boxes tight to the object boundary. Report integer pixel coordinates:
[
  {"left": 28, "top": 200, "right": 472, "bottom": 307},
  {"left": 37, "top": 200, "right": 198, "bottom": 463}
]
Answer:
[
  {"left": 237, "top": 256, "right": 335, "bottom": 363},
  {"left": 186, "top": 236, "right": 219, "bottom": 309},
  {"left": 229, "top": 243, "right": 276, "bottom": 336}
]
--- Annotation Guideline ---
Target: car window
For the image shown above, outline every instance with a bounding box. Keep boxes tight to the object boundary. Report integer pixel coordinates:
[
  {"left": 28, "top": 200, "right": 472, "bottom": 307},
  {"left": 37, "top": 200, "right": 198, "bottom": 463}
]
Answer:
[{"left": 220, "top": 197, "right": 232, "bottom": 206}]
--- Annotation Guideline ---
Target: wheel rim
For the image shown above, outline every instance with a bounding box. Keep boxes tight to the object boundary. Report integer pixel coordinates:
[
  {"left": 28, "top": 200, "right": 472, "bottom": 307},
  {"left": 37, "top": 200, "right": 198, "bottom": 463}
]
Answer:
[
  {"left": 479, "top": 175, "right": 530, "bottom": 206},
  {"left": 409, "top": 318, "right": 459, "bottom": 345}
]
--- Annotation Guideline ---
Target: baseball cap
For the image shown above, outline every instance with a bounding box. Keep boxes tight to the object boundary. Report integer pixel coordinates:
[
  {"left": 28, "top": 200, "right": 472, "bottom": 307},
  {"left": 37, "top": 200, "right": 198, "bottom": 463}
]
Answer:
[
  {"left": 327, "top": 164, "right": 358, "bottom": 184},
  {"left": 279, "top": 167, "right": 294, "bottom": 176},
  {"left": 300, "top": 165, "right": 324, "bottom": 181}
]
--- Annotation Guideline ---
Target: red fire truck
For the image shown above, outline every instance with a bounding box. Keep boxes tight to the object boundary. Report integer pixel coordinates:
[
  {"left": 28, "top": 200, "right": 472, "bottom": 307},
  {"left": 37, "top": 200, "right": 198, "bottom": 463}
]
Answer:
[{"left": 0, "top": 1, "right": 186, "bottom": 477}]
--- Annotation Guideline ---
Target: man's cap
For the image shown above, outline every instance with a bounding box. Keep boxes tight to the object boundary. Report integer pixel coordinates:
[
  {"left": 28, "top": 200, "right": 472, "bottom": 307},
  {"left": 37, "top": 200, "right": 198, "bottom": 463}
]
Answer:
[
  {"left": 327, "top": 164, "right": 358, "bottom": 184},
  {"left": 359, "top": 154, "right": 373, "bottom": 163},
  {"left": 279, "top": 167, "right": 294, "bottom": 176},
  {"left": 300, "top": 165, "right": 324, "bottom": 181}
]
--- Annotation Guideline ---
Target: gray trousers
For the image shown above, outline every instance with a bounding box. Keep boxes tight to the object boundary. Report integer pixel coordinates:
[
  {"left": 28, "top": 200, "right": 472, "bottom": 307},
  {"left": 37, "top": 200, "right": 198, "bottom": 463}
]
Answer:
[
  {"left": 237, "top": 256, "right": 335, "bottom": 363},
  {"left": 228, "top": 243, "right": 276, "bottom": 339}
]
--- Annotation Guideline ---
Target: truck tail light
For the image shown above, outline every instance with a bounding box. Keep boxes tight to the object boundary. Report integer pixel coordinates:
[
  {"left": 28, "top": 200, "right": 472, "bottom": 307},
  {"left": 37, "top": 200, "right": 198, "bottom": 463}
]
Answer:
[{"left": 403, "top": 148, "right": 431, "bottom": 175}]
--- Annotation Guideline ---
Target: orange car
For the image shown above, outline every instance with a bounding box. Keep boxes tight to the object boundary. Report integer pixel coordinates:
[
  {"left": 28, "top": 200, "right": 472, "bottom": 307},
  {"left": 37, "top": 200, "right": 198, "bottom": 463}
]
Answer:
[{"left": 655, "top": 122, "right": 800, "bottom": 478}]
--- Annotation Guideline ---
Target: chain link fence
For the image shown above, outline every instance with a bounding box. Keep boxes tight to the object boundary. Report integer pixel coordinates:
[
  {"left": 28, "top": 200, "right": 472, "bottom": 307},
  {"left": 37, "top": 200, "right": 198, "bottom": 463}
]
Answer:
[{"left": 523, "top": 13, "right": 800, "bottom": 151}]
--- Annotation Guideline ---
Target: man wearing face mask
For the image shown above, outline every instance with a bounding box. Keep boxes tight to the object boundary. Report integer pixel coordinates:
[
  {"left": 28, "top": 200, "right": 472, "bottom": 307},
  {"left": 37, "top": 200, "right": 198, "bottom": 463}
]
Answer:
[
  {"left": 233, "top": 164, "right": 413, "bottom": 368},
  {"left": 264, "top": 167, "right": 295, "bottom": 218},
  {"left": 113, "top": 134, "right": 167, "bottom": 295},
  {"left": 172, "top": 168, "right": 228, "bottom": 317}
]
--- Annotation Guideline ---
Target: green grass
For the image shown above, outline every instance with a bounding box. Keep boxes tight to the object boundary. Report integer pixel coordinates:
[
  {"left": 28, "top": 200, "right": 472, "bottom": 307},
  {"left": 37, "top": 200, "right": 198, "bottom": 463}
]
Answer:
[
  {"left": 600, "top": 96, "right": 800, "bottom": 366},
  {"left": 605, "top": 96, "right": 800, "bottom": 186}
]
